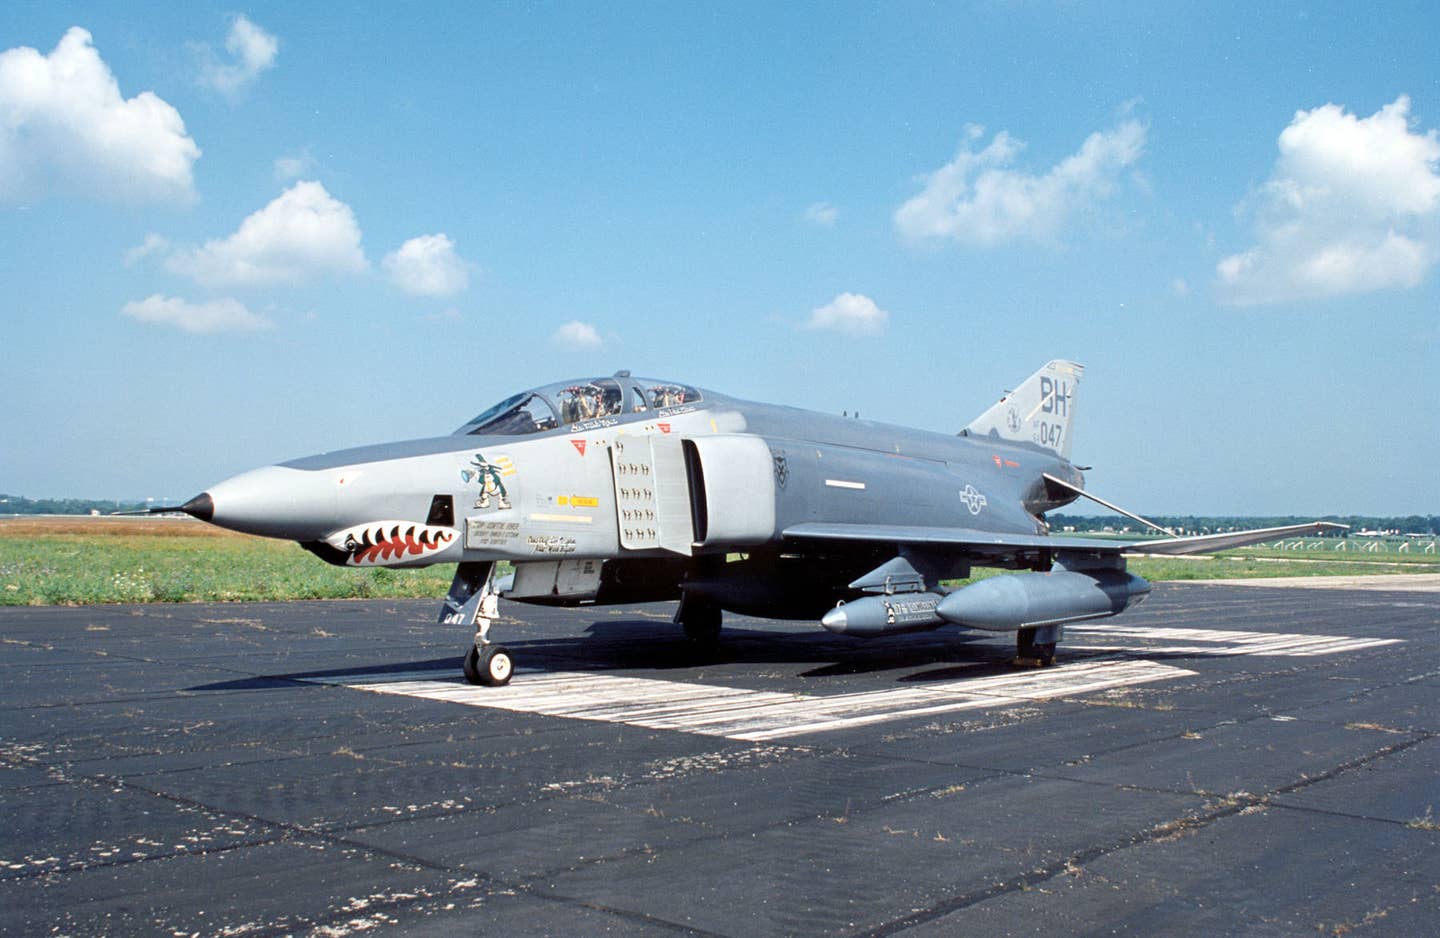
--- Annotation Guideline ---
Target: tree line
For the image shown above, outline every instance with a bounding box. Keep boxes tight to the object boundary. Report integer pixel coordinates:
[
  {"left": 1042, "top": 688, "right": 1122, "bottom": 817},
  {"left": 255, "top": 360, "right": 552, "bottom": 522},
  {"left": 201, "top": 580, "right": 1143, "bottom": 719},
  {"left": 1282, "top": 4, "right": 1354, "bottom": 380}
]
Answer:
[{"left": 1, "top": 494, "right": 149, "bottom": 515}]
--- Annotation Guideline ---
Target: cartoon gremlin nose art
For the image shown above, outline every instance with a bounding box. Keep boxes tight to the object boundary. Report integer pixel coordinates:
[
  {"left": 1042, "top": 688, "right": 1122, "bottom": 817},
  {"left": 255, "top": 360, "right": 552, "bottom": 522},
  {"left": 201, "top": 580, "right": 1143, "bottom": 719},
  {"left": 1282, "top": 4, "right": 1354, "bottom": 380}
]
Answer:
[{"left": 461, "top": 453, "right": 514, "bottom": 510}]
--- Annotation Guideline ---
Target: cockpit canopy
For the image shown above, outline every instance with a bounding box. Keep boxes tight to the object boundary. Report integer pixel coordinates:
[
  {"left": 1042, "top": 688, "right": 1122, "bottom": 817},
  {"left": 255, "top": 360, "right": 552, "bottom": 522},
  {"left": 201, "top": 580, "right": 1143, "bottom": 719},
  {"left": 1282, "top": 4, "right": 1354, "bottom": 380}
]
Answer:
[{"left": 455, "top": 376, "right": 704, "bottom": 436}]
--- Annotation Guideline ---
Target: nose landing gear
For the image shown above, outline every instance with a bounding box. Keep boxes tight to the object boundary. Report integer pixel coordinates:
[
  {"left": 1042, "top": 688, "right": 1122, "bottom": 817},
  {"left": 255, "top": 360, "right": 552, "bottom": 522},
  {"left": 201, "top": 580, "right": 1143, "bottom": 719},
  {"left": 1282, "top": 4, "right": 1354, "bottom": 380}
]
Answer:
[{"left": 442, "top": 561, "right": 514, "bottom": 686}]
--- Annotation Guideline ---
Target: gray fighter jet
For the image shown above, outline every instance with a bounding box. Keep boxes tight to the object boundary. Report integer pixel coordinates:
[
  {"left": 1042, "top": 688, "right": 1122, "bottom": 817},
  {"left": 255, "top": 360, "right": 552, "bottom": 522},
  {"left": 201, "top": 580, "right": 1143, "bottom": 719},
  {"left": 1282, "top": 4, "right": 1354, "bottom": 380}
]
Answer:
[{"left": 163, "top": 361, "right": 1340, "bottom": 685}]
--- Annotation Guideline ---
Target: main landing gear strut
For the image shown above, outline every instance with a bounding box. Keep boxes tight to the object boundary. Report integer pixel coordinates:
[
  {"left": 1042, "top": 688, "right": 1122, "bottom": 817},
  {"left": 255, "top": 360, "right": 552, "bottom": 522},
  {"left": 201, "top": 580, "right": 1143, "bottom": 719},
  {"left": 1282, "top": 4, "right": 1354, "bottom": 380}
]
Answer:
[
  {"left": 675, "top": 593, "right": 722, "bottom": 652},
  {"left": 1013, "top": 624, "right": 1061, "bottom": 668},
  {"left": 443, "top": 562, "right": 513, "bottom": 686}
]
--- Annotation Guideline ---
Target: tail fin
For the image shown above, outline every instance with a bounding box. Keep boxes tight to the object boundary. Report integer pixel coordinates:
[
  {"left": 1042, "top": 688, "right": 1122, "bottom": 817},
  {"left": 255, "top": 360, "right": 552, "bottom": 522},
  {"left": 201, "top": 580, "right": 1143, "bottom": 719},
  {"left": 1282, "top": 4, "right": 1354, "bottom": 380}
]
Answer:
[{"left": 963, "top": 360, "right": 1083, "bottom": 460}]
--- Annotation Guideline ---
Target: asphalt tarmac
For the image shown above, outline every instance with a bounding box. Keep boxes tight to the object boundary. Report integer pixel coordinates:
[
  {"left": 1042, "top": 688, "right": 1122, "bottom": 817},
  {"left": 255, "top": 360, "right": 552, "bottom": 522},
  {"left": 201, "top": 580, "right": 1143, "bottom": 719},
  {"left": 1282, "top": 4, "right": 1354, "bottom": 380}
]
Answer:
[{"left": 2, "top": 582, "right": 1437, "bottom": 936}]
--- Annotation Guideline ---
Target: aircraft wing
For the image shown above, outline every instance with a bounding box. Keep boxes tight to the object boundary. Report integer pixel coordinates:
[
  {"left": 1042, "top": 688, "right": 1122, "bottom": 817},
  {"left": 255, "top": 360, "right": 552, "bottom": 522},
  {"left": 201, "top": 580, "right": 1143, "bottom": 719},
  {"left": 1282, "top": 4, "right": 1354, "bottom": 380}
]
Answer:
[
  {"left": 782, "top": 523, "right": 1123, "bottom": 558},
  {"left": 782, "top": 521, "right": 1346, "bottom": 558}
]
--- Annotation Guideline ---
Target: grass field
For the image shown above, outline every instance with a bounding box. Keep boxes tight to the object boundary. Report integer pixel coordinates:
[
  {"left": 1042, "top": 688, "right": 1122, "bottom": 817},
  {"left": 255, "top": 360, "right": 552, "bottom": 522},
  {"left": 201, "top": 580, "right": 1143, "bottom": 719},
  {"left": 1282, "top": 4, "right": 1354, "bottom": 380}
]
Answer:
[
  {"left": 0, "top": 518, "right": 455, "bottom": 606},
  {"left": 2, "top": 517, "right": 1437, "bottom": 606}
]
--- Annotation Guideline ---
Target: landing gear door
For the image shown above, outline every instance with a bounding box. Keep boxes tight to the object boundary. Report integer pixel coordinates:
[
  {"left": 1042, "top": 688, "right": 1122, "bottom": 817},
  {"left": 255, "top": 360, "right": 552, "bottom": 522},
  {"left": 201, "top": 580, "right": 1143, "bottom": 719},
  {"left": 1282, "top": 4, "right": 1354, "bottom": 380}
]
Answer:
[{"left": 610, "top": 435, "right": 694, "bottom": 555}]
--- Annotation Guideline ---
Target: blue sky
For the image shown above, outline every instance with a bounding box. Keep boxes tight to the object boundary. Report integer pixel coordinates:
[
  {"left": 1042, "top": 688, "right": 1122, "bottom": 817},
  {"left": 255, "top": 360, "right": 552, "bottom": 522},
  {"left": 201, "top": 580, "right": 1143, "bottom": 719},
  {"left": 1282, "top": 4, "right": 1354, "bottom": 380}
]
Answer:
[{"left": 2, "top": 2, "right": 1436, "bottom": 515}]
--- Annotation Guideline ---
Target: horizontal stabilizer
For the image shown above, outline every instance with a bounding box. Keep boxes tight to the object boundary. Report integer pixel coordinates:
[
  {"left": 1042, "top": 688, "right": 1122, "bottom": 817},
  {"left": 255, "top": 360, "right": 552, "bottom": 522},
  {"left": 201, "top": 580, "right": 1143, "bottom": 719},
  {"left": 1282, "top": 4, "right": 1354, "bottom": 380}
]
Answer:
[{"left": 1042, "top": 473, "right": 1174, "bottom": 536}]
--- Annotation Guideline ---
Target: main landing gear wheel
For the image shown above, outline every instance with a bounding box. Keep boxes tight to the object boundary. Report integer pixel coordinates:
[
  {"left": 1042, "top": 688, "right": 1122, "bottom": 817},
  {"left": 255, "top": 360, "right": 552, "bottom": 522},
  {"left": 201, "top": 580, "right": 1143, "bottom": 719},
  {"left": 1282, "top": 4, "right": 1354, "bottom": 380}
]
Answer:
[
  {"left": 676, "top": 596, "right": 723, "bottom": 653},
  {"left": 463, "top": 644, "right": 513, "bottom": 686}
]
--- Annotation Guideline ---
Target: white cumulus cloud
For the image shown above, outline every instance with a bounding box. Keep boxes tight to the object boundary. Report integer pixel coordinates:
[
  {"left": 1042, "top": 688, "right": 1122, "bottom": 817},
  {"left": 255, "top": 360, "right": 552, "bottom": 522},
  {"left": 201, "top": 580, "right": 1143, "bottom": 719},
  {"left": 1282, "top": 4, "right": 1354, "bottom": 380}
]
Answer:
[
  {"left": 124, "top": 233, "right": 170, "bottom": 266},
  {"left": 895, "top": 119, "right": 1146, "bottom": 245},
  {"left": 383, "top": 233, "right": 471, "bottom": 297},
  {"left": 804, "top": 292, "right": 890, "bottom": 337},
  {"left": 196, "top": 15, "right": 278, "bottom": 95},
  {"left": 804, "top": 201, "right": 839, "bottom": 226},
  {"left": 1216, "top": 95, "right": 1440, "bottom": 305},
  {"left": 0, "top": 27, "right": 201, "bottom": 203},
  {"left": 121, "top": 295, "right": 271, "bottom": 334},
  {"left": 166, "top": 181, "right": 367, "bottom": 287},
  {"left": 273, "top": 147, "right": 316, "bottom": 182},
  {"left": 551, "top": 321, "right": 603, "bottom": 349}
]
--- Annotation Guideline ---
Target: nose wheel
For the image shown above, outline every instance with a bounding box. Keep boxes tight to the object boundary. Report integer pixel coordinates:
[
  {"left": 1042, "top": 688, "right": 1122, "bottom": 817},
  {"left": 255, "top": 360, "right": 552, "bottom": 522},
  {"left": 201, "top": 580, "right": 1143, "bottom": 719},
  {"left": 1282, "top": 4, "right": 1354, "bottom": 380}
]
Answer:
[{"left": 463, "top": 643, "right": 513, "bottom": 686}]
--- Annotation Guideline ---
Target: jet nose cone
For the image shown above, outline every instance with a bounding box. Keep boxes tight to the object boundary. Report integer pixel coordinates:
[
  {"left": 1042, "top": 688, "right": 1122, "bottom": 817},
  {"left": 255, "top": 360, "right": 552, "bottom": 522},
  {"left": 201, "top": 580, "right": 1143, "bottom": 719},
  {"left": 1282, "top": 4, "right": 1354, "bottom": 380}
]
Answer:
[
  {"left": 820, "top": 606, "right": 848, "bottom": 633},
  {"left": 180, "top": 492, "right": 214, "bottom": 522},
  {"left": 204, "top": 465, "right": 339, "bottom": 540}
]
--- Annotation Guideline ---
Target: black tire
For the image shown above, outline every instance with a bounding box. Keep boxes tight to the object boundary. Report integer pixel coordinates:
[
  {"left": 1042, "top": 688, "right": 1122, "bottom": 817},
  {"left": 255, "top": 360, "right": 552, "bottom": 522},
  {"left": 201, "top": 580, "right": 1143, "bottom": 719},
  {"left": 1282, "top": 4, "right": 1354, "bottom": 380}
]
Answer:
[
  {"left": 462, "top": 645, "right": 483, "bottom": 685},
  {"left": 680, "top": 601, "right": 722, "bottom": 647},
  {"left": 478, "top": 644, "right": 513, "bottom": 686},
  {"left": 1015, "top": 628, "right": 1057, "bottom": 667},
  {"left": 462, "top": 644, "right": 514, "bottom": 685}
]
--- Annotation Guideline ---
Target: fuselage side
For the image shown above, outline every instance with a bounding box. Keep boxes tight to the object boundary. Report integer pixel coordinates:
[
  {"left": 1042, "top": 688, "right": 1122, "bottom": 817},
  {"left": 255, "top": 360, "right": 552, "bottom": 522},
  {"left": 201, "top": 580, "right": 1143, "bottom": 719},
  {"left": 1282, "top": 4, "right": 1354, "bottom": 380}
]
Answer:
[{"left": 195, "top": 382, "right": 1084, "bottom": 605}]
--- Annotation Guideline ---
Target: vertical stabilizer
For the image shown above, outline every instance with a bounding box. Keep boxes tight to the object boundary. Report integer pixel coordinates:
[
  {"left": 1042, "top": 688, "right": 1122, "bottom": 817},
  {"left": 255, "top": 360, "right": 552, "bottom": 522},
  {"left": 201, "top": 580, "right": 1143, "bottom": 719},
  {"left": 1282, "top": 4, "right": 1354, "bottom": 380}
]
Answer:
[{"left": 964, "top": 360, "right": 1083, "bottom": 459}]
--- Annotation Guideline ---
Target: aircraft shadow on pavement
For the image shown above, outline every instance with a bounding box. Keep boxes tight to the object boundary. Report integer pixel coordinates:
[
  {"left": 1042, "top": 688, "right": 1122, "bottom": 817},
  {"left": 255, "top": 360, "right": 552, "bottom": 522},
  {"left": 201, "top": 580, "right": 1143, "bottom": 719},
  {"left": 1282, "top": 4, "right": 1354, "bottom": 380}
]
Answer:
[
  {"left": 573, "top": 618, "right": 1022, "bottom": 678},
  {"left": 189, "top": 657, "right": 461, "bottom": 692},
  {"left": 185, "top": 616, "right": 1048, "bottom": 691}
]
